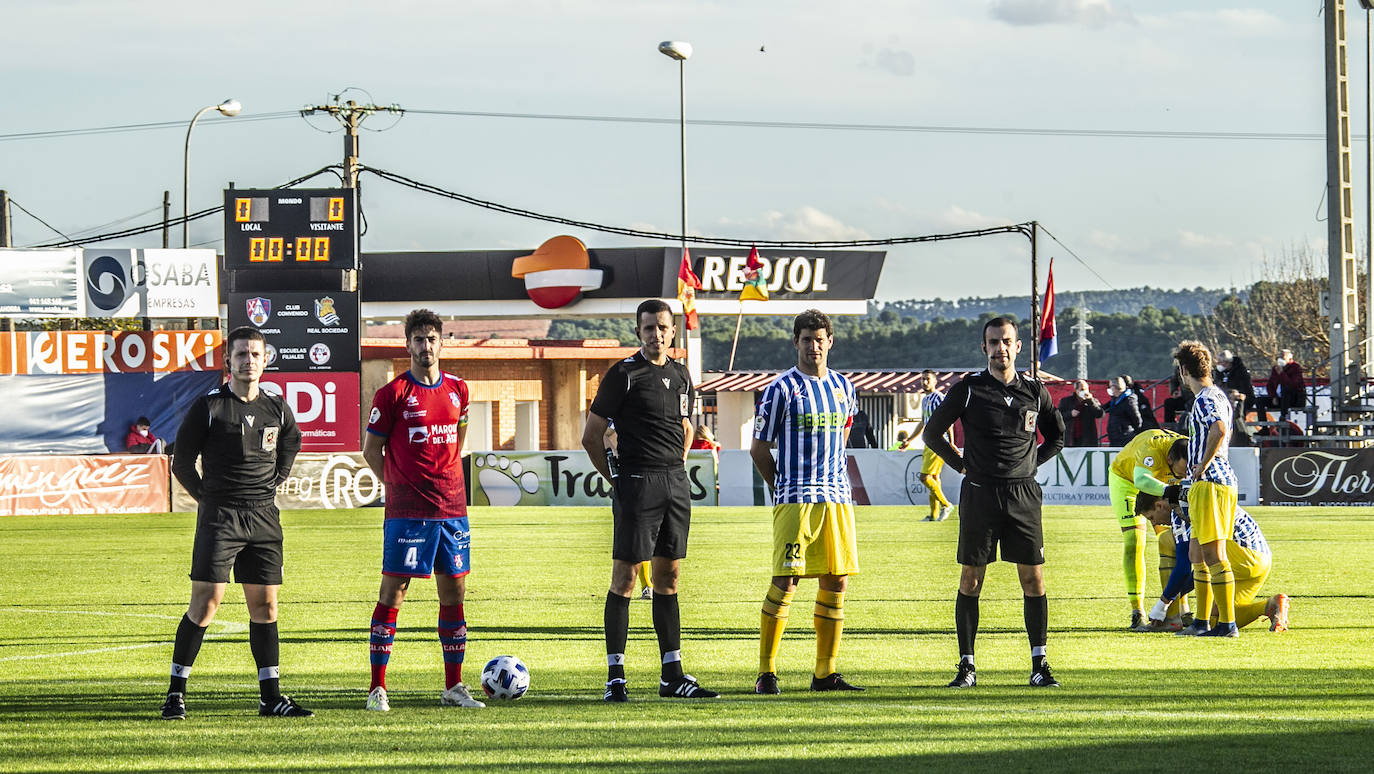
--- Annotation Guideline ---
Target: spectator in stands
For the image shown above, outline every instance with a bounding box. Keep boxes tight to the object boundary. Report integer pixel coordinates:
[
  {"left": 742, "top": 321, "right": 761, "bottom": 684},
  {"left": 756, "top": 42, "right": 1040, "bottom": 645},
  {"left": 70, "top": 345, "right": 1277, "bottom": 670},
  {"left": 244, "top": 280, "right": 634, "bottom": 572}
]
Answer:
[
  {"left": 1057, "top": 379, "right": 1103, "bottom": 447},
  {"left": 1216, "top": 350, "right": 1256, "bottom": 415},
  {"left": 125, "top": 416, "right": 166, "bottom": 454},
  {"left": 1125, "top": 375, "right": 1160, "bottom": 430},
  {"left": 1105, "top": 375, "right": 1142, "bottom": 446},
  {"left": 689, "top": 424, "right": 721, "bottom": 468},
  {"left": 1162, "top": 372, "right": 1194, "bottom": 432},
  {"left": 848, "top": 409, "right": 878, "bottom": 449},
  {"left": 887, "top": 430, "right": 914, "bottom": 451},
  {"left": 1259, "top": 349, "right": 1306, "bottom": 421}
]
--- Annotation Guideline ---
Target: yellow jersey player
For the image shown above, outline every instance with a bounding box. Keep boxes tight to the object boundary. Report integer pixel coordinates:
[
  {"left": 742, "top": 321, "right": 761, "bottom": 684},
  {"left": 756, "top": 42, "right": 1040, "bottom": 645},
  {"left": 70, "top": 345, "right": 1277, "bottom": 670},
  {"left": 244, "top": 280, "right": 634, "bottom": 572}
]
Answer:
[
  {"left": 911, "top": 369, "right": 954, "bottom": 522},
  {"left": 1107, "top": 429, "right": 1190, "bottom": 630}
]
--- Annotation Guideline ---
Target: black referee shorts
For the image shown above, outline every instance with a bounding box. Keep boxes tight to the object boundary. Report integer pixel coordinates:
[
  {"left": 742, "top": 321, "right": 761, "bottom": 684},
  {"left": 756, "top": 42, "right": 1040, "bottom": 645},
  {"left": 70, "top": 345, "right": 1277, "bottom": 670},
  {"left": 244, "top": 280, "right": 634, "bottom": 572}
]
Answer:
[
  {"left": 189, "top": 500, "right": 285, "bottom": 585},
  {"left": 612, "top": 467, "right": 691, "bottom": 563},
  {"left": 957, "top": 477, "right": 1044, "bottom": 566}
]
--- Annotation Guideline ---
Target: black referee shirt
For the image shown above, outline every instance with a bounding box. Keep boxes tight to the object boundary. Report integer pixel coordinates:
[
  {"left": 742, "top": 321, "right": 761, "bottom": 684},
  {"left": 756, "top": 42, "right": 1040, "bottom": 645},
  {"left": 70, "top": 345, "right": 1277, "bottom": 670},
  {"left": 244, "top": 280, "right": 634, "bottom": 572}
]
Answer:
[
  {"left": 589, "top": 352, "right": 693, "bottom": 470},
  {"left": 923, "top": 370, "right": 1065, "bottom": 481},
  {"left": 172, "top": 384, "right": 302, "bottom": 505}
]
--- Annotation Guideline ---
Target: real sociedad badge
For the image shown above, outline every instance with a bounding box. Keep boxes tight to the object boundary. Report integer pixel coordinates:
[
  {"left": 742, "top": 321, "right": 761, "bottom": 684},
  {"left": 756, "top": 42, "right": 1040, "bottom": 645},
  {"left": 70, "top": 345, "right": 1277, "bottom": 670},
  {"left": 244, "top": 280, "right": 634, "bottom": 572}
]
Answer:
[
  {"left": 246, "top": 297, "right": 271, "bottom": 327},
  {"left": 315, "top": 296, "right": 341, "bottom": 326}
]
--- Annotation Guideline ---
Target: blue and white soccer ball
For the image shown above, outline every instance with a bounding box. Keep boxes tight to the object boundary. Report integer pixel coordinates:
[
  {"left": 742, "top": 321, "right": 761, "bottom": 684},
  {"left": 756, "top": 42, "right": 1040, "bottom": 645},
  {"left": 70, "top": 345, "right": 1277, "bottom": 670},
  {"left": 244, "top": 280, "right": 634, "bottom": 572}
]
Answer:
[{"left": 481, "top": 655, "right": 530, "bottom": 700}]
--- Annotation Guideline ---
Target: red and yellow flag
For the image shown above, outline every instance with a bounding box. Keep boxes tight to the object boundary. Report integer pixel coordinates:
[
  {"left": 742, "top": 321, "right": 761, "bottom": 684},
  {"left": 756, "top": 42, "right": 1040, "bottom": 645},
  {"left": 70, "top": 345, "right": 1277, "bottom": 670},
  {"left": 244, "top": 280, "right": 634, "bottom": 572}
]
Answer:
[
  {"left": 677, "top": 248, "right": 701, "bottom": 330},
  {"left": 740, "top": 245, "right": 768, "bottom": 302}
]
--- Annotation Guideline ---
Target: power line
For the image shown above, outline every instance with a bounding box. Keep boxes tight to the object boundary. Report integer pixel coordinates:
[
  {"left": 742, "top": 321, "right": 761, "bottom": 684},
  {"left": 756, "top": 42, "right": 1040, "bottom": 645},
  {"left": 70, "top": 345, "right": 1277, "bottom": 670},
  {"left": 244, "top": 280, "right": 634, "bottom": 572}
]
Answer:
[
  {"left": 1039, "top": 224, "right": 1116, "bottom": 291},
  {"left": 361, "top": 164, "right": 1031, "bottom": 248},
  {"left": 27, "top": 166, "right": 343, "bottom": 248},
  {"left": 406, "top": 108, "right": 1343, "bottom": 142},
  {"left": 0, "top": 112, "right": 299, "bottom": 143},
  {"left": 9, "top": 199, "right": 76, "bottom": 244}
]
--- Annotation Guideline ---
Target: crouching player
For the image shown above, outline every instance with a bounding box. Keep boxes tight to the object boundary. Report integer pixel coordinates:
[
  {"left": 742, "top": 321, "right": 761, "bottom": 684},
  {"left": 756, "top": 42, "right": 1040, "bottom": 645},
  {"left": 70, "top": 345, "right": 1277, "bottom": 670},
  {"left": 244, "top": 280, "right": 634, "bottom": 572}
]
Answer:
[{"left": 1135, "top": 491, "right": 1289, "bottom": 633}]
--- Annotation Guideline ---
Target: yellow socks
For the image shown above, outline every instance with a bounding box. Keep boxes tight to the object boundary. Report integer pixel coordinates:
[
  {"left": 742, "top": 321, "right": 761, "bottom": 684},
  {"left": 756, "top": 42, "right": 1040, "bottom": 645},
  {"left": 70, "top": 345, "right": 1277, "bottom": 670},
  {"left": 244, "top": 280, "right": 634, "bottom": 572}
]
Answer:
[
  {"left": 1124, "top": 527, "right": 1146, "bottom": 613},
  {"left": 927, "top": 476, "right": 950, "bottom": 514},
  {"left": 637, "top": 561, "right": 651, "bottom": 590},
  {"left": 814, "top": 589, "right": 844, "bottom": 678},
  {"left": 1208, "top": 560, "right": 1236, "bottom": 624},
  {"left": 759, "top": 584, "right": 793, "bottom": 674},
  {"left": 1193, "top": 563, "right": 1212, "bottom": 623}
]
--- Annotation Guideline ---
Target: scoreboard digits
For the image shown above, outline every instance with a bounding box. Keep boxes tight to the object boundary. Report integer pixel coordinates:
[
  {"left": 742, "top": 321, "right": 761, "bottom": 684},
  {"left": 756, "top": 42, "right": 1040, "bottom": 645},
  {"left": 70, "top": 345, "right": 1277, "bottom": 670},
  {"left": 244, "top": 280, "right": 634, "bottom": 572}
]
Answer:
[{"left": 224, "top": 188, "right": 356, "bottom": 269}]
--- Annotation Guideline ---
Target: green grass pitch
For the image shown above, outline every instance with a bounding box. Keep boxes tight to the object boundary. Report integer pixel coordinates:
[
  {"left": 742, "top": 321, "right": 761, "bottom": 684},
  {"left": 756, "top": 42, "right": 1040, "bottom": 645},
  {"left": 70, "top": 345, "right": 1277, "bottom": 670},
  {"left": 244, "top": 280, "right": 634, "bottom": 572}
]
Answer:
[{"left": 2, "top": 504, "right": 1372, "bottom": 772}]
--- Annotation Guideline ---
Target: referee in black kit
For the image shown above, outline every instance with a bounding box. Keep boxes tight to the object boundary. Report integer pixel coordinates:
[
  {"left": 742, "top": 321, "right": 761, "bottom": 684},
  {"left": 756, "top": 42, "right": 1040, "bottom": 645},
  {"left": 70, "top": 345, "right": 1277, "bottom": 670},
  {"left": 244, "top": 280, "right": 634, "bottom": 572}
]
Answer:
[
  {"left": 582, "top": 298, "right": 719, "bottom": 702},
  {"left": 923, "top": 317, "right": 1065, "bottom": 689},
  {"left": 161, "top": 326, "right": 311, "bottom": 720}
]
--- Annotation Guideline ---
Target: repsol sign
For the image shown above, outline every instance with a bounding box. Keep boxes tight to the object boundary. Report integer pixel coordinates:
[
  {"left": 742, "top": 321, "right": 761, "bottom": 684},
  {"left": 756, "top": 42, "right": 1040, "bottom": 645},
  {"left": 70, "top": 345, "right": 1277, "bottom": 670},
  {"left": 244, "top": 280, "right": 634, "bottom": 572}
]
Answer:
[
  {"left": 690, "top": 248, "right": 884, "bottom": 300},
  {"left": 1260, "top": 448, "right": 1374, "bottom": 506}
]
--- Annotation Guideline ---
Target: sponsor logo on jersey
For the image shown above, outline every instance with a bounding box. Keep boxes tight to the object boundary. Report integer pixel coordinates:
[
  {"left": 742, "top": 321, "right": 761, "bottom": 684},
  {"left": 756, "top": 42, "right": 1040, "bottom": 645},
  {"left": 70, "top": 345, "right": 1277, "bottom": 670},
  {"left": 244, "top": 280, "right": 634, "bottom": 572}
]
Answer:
[
  {"left": 403, "top": 410, "right": 427, "bottom": 419},
  {"left": 406, "top": 395, "right": 420, "bottom": 407},
  {"left": 408, "top": 426, "right": 430, "bottom": 444},
  {"left": 369, "top": 407, "right": 381, "bottom": 424}
]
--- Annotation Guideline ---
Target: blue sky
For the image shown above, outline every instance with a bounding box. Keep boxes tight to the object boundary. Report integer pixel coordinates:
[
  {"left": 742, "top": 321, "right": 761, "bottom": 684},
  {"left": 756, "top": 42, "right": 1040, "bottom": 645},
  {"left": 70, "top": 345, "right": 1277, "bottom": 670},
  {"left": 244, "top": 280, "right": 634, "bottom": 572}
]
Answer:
[{"left": 0, "top": 0, "right": 1358, "bottom": 303}]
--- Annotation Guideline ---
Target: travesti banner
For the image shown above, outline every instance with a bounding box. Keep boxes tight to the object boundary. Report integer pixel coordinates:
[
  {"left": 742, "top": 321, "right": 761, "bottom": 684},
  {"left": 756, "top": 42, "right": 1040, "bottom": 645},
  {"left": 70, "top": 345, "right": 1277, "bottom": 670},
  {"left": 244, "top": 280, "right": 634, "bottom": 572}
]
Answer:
[
  {"left": 469, "top": 450, "right": 718, "bottom": 507},
  {"left": 171, "top": 452, "right": 382, "bottom": 512},
  {"left": 0, "top": 330, "right": 222, "bottom": 375},
  {"left": 717, "top": 447, "right": 1261, "bottom": 507},
  {"left": 0, "top": 454, "right": 170, "bottom": 515},
  {"left": 1259, "top": 448, "right": 1374, "bottom": 506}
]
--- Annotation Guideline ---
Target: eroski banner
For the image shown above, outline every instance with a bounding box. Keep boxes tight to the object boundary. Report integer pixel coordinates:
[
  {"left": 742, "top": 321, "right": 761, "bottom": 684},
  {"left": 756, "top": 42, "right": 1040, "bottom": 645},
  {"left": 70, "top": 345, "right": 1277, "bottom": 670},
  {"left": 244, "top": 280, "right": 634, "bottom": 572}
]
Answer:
[{"left": 470, "top": 450, "right": 718, "bottom": 507}]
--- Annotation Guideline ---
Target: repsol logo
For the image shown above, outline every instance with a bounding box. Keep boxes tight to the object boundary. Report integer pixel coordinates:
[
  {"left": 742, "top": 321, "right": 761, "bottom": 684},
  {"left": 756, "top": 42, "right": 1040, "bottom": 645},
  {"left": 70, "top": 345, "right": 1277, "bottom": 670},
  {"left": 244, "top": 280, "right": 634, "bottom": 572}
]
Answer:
[{"left": 698, "top": 255, "right": 830, "bottom": 294}]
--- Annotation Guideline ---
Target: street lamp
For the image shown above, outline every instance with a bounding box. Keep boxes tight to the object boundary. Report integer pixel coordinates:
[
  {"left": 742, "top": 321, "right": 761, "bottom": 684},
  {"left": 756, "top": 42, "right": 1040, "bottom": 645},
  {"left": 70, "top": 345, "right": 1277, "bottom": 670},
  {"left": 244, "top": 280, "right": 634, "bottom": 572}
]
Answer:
[
  {"left": 183, "top": 99, "right": 241, "bottom": 248},
  {"left": 658, "top": 42, "right": 691, "bottom": 254}
]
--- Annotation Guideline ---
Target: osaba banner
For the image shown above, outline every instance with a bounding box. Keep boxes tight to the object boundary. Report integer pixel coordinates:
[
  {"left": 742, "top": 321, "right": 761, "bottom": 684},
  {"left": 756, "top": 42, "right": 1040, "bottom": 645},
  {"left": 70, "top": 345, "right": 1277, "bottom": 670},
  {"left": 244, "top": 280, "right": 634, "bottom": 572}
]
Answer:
[
  {"left": 260, "top": 372, "right": 361, "bottom": 453},
  {"left": 171, "top": 452, "right": 382, "bottom": 512},
  {"left": 469, "top": 450, "right": 718, "bottom": 507},
  {"left": 81, "top": 249, "right": 220, "bottom": 318},
  {"left": 0, "top": 330, "right": 222, "bottom": 375},
  {"left": 1260, "top": 448, "right": 1374, "bottom": 506},
  {"left": 0, "top": 454, "right": 170, "bottom": 515}
]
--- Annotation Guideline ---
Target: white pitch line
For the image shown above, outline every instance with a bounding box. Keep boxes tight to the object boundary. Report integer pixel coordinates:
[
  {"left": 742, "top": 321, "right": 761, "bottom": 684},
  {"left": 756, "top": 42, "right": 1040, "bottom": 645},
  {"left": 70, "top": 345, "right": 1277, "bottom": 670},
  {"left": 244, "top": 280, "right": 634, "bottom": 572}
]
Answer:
[{"left": 0, "top": 608, "right": 248, "bottom": 662}]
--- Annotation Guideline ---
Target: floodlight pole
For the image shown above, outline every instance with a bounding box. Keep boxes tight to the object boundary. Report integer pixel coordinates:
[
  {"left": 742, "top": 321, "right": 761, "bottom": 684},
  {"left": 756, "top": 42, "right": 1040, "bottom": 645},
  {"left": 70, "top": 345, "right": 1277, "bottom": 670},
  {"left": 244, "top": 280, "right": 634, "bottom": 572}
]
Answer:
[{"left": 1030, "top": 221, "right": 1040, "bottom": 379}]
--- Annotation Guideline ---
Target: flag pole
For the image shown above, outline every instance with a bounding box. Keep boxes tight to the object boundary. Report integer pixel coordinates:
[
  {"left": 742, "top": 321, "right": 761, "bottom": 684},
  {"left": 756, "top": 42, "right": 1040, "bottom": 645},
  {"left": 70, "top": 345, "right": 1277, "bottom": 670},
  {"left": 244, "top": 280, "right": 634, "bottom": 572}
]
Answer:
[{"left": 728, "top": 302, "right": 745, "bottom": 370}]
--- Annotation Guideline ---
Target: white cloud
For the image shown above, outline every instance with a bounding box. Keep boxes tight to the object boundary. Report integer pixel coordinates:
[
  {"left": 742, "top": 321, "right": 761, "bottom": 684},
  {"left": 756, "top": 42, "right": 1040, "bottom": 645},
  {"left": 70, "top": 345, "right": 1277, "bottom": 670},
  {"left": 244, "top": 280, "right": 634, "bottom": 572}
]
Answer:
[
  {"left": 988, "top": 0, "right": 1134, "bottom": 28},
  {"left": 715, "top": 206, "right": 871, "bottom": 242},
  {"left": 874, "top": 47, "right": 917, "bottom": 77},
  {"left": 934, "top": 205, "right": 1011, "bottom": 231}
]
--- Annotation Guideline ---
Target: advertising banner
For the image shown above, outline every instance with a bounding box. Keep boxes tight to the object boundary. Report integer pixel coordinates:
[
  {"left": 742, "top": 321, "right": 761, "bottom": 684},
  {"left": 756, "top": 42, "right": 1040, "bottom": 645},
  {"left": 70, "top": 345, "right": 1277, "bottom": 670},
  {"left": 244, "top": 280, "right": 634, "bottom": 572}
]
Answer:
[
  {"left": 172, "top": 452, "right": 382, "bottom": 512},
  {"left": 0, "top": 249, "right": 83, "bottom": 317},
  {"left": 260, "top": 372, "right": 361, "bottom": 453},
  {"left": 0, "top": 454, "right": 169, "bottom": 515},
  {"left": 718, "top": 447, "right": 1261, "bottom": 507},
  {"left": 1259, "top": 448, "right": 1374, "bottom": 506},
  {"left": 227, "top": 291, "right": 360, "bottom": 372},
  {"left": 469, "top": 450, "right": 718, "bottom": 507},
  {"left": 0, "top": 330, "right": 222, "bottom": 375},
  {"left": 80, "top": 248, "right": 220, "bottom": 319}
]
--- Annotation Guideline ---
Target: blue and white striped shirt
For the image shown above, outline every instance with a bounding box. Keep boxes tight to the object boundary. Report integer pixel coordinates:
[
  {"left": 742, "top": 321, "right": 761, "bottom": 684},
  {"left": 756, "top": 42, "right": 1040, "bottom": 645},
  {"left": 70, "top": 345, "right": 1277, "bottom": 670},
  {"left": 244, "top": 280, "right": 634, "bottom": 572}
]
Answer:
[
  {"left": 755, "top": 368, "right": 857, "bottom": 503},
  {"left": 1187, "top": 385, "right": 1238, "bottom": 486},
  {"left": 1172, "top": 503, "right": 1269, "bottom": 555},
  {"left": 921, "top": 390, "right": 944, "bottom": 424}
]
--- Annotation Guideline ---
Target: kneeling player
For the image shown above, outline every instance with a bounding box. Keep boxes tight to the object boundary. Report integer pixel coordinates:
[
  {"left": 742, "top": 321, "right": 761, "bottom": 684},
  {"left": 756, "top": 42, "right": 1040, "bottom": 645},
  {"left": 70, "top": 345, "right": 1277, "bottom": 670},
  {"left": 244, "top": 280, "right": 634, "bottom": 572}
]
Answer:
[
  {"left": 750, "top": 310, "right": 863, "bottom": 694},
  {"left": 1136, "top": 492, "right": 1289, "bottom": 633}
]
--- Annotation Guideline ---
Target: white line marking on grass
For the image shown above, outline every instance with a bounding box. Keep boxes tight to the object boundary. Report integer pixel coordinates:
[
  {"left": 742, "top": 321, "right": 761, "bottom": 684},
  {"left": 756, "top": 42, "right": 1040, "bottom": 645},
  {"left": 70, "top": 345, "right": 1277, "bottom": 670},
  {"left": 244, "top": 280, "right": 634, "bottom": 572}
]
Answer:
[{"left": 0, "top": 609, "right": 247, "bottom": 662}]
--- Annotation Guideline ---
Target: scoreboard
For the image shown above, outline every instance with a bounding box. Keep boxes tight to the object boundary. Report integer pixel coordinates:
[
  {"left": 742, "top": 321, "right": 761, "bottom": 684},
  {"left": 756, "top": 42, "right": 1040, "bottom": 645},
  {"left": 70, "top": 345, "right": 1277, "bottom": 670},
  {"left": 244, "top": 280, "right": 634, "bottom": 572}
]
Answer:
[{"left": 223, "top": 188, "right": 357, "bottom": 269}]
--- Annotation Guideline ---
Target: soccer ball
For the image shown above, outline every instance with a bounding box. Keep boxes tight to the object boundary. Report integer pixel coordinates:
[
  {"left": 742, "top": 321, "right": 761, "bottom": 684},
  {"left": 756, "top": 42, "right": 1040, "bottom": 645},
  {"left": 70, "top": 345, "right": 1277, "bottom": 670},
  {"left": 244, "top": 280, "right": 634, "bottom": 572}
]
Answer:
[{"left": 481, "top": 655, "right": 530, "bottom": 700}]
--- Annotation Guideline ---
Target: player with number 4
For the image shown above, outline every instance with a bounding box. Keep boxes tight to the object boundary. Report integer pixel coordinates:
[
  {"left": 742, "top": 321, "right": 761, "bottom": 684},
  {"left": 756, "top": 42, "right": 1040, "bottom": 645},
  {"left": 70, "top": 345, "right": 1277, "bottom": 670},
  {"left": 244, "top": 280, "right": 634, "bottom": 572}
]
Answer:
[{"left": 361, "top": 309, "right": 485, "bottom": 712}]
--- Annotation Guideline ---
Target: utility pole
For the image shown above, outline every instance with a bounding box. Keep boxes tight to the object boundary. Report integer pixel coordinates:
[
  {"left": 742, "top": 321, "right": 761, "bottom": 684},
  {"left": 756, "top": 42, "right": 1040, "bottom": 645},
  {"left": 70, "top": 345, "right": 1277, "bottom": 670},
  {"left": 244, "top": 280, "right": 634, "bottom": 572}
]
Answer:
[
  {"left": 0, "top": 190, "right": 11, "bottom": 247},
  {"left": 300, "top": 98, "right": 404, "bottom": 188},
  {"left": 162, "top": 190, "right": 170, "bottom": 248},
  {"left": 1071, "top": 296, "right": 1093, "bottom": 380},
  {"left": 1325, "top": 0, "right": 1360, "bottom": 404}
]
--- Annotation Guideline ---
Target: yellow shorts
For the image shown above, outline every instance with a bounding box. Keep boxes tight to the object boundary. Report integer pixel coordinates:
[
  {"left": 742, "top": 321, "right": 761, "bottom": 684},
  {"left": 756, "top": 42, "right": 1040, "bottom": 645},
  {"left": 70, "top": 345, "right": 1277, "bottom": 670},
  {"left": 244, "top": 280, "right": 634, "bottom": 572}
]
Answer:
[
  {"left": 1227, "top": 542, "right": 1271, "bottom": 606},
  {"left": 1108, "top": 473, "right": 1143, "bottom": 530},
  {"left": 1188, "top": 481, "right": 1237, "bottom": 545},
  {"left": 920, "top": 448, "right": 944, "bottom": 477},
  {"left": 772, "top": 502, "right": 859, "bottom": 577}
]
